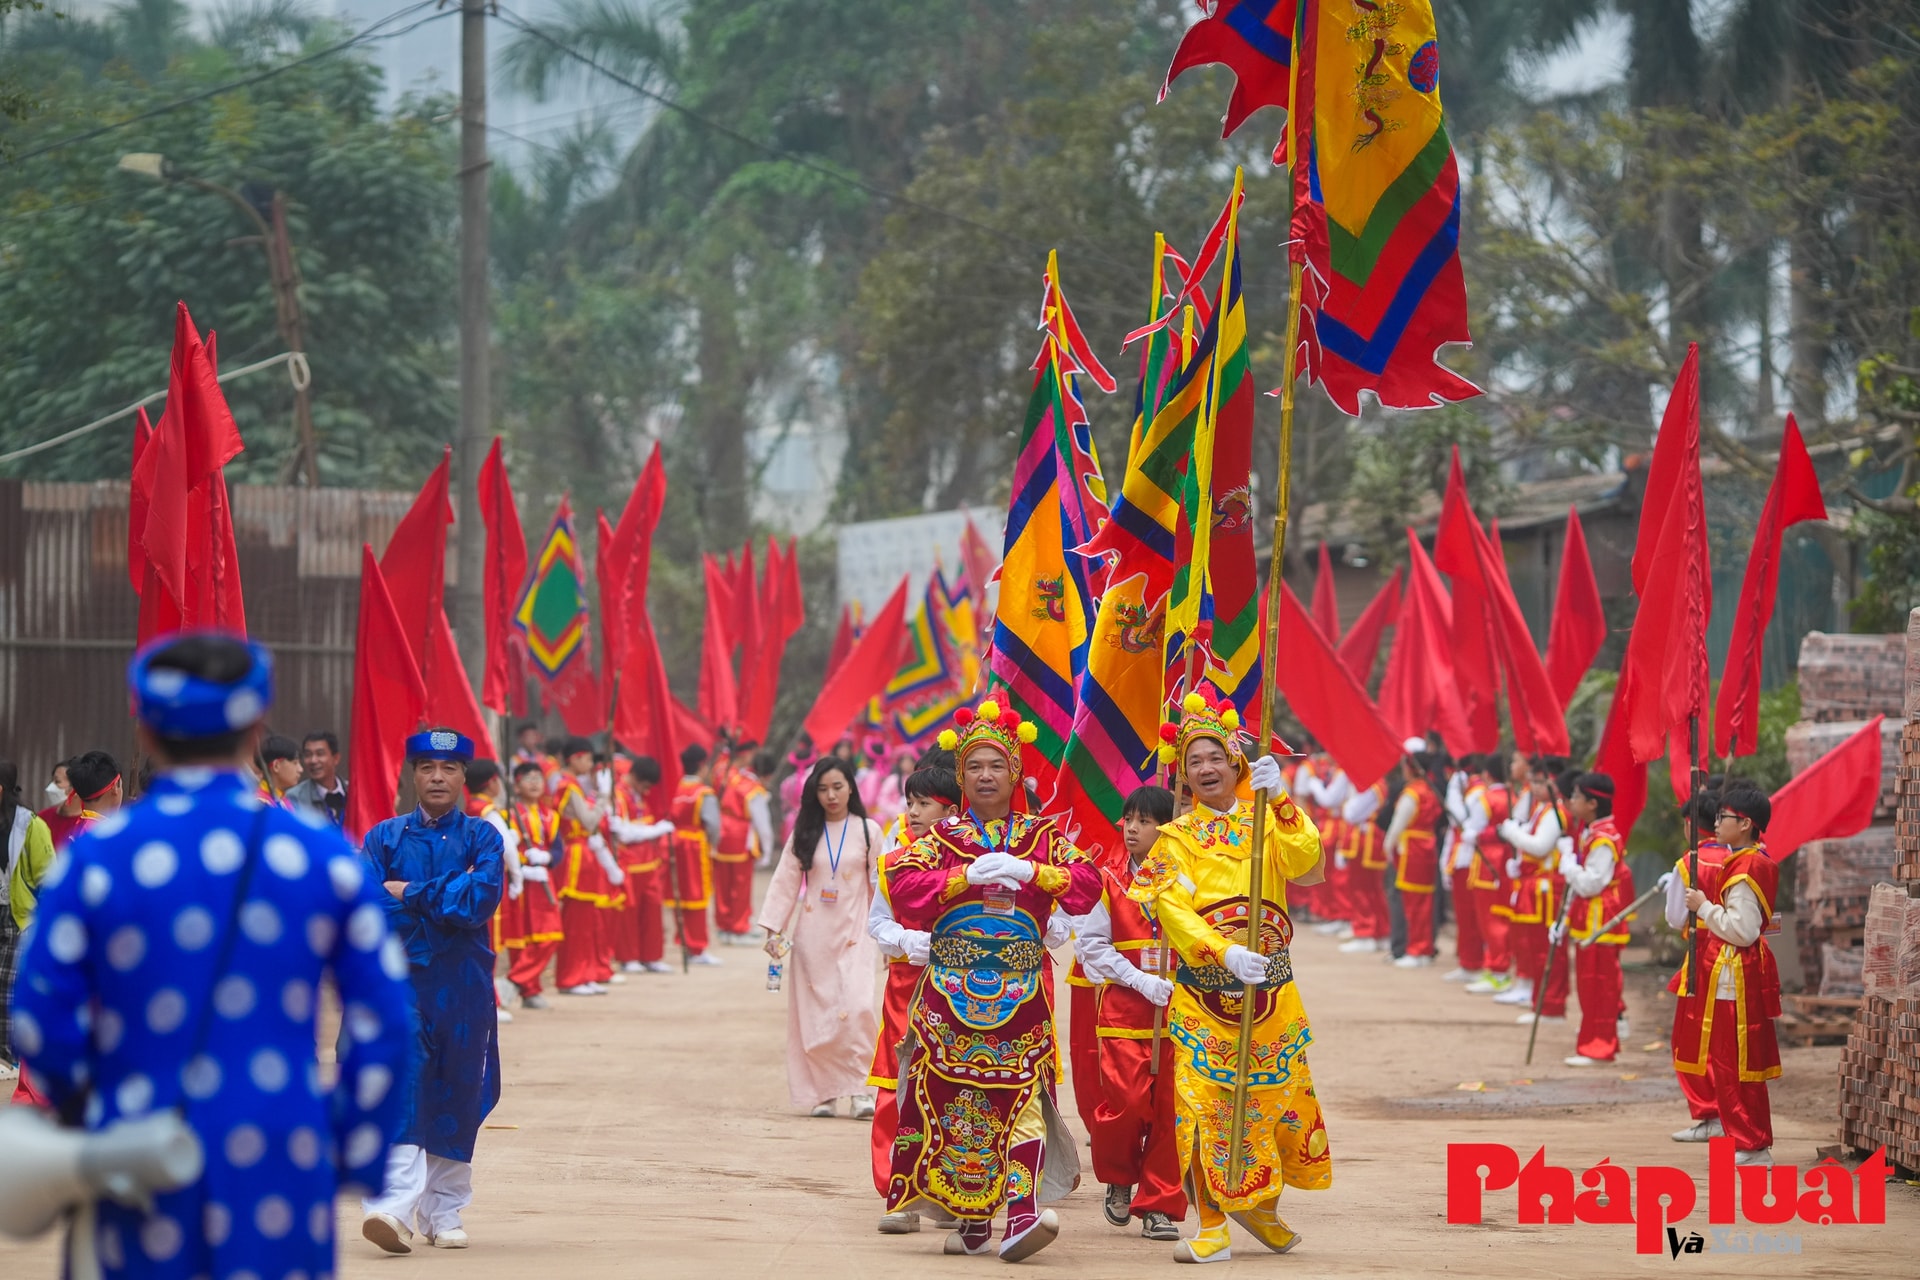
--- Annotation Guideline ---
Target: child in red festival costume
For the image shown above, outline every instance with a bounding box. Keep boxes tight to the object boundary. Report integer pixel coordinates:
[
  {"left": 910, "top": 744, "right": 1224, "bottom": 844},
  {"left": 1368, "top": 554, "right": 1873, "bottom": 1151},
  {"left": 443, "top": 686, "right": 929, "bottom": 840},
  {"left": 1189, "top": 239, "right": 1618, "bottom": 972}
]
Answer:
[
  {"left": 503, "top": 762, "right": 565, "bottom": 1008},
  {"left": 868, "top": 763, "right": 961, "bottom": 1234},
  {"left": 1458, "top": 755, "right": 1517, "bottom": 995},
  {"left": 1076, "top": 784, "right": 1184, "bottom": 1242},
  {"left": 1385, "top": 748, "right": 1445, "bottom": 965},
  {"left": 1664, "top": 781, "right": 1781, "bottom": 1166},
  {"left": 1338, "top": 781, "right": 1392, "bottom": 951},
  {"left": 1560, "top": 773, "right": 1635, "bottom": 1065},
  {"left": 1496, "top": 763, "right": 1569, "bottom": 1024},
  {"left": 608, "top": 755, "right": 677, "bottom": 973}
]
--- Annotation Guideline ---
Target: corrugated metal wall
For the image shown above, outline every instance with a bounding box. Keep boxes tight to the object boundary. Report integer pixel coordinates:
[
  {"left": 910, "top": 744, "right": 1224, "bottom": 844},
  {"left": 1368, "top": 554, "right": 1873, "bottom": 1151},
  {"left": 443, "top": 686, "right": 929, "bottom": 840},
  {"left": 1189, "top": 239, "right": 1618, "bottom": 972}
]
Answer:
[{"left": 0, "top": 480, "right": 412, "bottom": 794}]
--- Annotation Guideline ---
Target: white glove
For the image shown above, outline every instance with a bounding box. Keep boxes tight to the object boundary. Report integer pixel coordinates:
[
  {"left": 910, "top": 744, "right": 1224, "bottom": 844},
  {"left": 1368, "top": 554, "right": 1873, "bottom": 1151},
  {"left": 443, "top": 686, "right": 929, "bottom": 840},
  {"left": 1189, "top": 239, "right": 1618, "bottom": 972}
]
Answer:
[
  {"left": 595, "top": 768, "right": 613, "bottom": 797},
  {"left": 1135, "top": 974, "right": 1175, "bottom": 1007},
  {"left": 1557, "top": 852, "right": 1580, "bottom": 879},
  {"left": 525, "top": 846, "right": 552, "bottom": 867},
  {"left": 1248, "top": 754, "right": 1284, "bottom": 796},
  {"left": 968, "top": 852, "right": 1035, "bottom": 885},
  {"left": 590, "top": 835, "right": 623, "bottom": 883},
  {"left": 1223, "top": 944, "right": 1269, "bottom": 985},
  {"left": 521, "top": 865, "right": 549, "bottom": 883},
  {"left": 1334, "top": 851, "right": 1349, "bottom": 871},
  {"left": 508, "top": 881, "right": 524, "bottom": 900},
  {"left": 1505, "top": 856, "right": 1523, "bottom": 880},
  {"left": 1657, "top": 870, "right": 1675, "bottom": 892},
  {"left": 1548, "top": 920, "right": 1568, "bottom": 946},
  {"left": 904, "top": 931, "right": 931, "bottom": 966},
  {"left": 1043, "top": 912, "right": 1072, "bottom": 949}
]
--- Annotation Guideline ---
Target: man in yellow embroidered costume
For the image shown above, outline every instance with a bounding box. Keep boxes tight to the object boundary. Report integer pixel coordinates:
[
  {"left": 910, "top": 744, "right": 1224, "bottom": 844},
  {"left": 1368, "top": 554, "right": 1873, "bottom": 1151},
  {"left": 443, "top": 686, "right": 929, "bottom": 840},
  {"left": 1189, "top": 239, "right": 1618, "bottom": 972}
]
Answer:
[
  {"left": 882, "top": 698, "right": 1104, "bottom": 1262},
  {"left": 1131, "top": 689, "right": 1332, "bottom": 1263}
]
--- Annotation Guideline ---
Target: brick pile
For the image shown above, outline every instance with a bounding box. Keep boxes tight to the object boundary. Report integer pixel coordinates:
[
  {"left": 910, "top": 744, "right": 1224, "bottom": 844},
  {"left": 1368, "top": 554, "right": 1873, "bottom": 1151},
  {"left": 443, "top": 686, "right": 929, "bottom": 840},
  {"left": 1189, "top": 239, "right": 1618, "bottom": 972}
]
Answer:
[
  {"left": 1800, "top": 632, "right": 1905, "bottom": 722},
  {"left": 1838, "top": 610, "right": 1920, "bottom": 1176}
]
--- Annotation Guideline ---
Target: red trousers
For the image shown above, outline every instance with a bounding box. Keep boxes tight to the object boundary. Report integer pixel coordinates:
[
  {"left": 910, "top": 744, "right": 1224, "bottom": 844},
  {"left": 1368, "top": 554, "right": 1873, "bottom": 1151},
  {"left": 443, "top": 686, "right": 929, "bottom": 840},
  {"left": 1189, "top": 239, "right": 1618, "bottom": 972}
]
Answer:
[
  {"left": 1512, "top": 923, "right": 1570, "bottom": 1017},
  {"left": 1350, "top": 863, "right": 1390, "bottom": 939},
  {"left": 507, "top": 939, "right": 558, "bottom": 995},
  {"left": 711, "top": 855, "right": 755, "bottom": 936},
  {"left": 1068, "top": 983, "right": 1106, "bottom": 1137},
  {"left": 1574, "top": 943, "right": 1624, "bottom": 1060},
  {"left": 1472, "top": 883, "right": 1511, "bottom": 972},
  {"left": 1678, "top": 1003, "right": 1774, "bottom": 1150},
  {"left": 556, "top": 899, "right": 612, "bottom": 989},
  {"left": 1451, "top": 866, "right": 1483, "bottom": 970},
  {"left": 1403, "top": 889, "right": 1436, "bottom": 957},
  {"left": 1090, "top": 1034, "right": 1184, "bottom": 1218},
  {"left": 665, "top": 845, "right": 711, "bottom": 954},
  {"left": 612, "top": 866, "right": 665, "bottom": 965},
  {"left": 1321, "top": 856, "right": 1350, "bottom": 923}
]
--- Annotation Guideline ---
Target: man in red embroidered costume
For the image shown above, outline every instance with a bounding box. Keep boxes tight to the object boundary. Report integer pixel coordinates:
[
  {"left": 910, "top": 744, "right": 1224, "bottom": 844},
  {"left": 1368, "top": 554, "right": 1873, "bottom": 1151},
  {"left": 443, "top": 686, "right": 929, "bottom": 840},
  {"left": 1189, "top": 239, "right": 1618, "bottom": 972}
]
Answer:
[
  {"left": 1495, "top": 765, "right": 1569, "bottom": 1025},
  {"left": 1128, "top": 688, "right": 1331, "bottom": 1263},
  {"left": 1664, "top": 781, "right": 1781, "bottom": 1166},
  {"left": 1383, "top": 745, "right": 1444, "bottom": 967},
  {"left": 1075, "top": 784, "right": 1184, "bottom": 1242},
  {"left": 607, "top": 755, "right": 678, "bottom": 974},
  {"left": 1456, "top": 756, "right": 1516, "bottom": 995},
  {"left": 868, "top": 762, "right": 959, "bottom": 1234},
  {"left": 713, "top": 747, "right": 776, "bottom": 943},
  {"left": 882, "top": 698, "right": 1102, "bottom": 1262},
  {"left": 668, "top": 744, "right": 722, "bottom": 965},
  {"left": 551, "top": 738, "right": 626, "bottom": 994},
  {"left": 1561, "top": 773, "right": 1635, "bottom": 1065},
  {"left": 502, "top": 762, "right": 564, "bottom": 1008}
]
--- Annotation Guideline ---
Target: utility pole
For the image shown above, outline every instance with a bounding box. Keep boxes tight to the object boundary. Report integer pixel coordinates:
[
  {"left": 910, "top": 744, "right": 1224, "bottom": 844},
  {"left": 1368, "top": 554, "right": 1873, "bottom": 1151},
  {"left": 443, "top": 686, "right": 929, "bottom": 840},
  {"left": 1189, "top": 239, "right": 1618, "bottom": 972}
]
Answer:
[{"left": 452, "top": 0, "right": 491, "bottom": 692}]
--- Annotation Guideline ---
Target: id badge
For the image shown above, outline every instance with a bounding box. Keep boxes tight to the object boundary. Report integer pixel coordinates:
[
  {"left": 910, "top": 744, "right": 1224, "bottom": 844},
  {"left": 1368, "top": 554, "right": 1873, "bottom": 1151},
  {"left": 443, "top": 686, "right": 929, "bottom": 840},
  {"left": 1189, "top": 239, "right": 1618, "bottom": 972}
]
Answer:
[
  {"left": 983, "top": 886, "right": 1016, "bottom": 916},
  {"left": 819, "top": 885, "right": 839, "bottom": 904},
  {"left": 1139, "top": 946, "right": 1164, "bottom": 974}
]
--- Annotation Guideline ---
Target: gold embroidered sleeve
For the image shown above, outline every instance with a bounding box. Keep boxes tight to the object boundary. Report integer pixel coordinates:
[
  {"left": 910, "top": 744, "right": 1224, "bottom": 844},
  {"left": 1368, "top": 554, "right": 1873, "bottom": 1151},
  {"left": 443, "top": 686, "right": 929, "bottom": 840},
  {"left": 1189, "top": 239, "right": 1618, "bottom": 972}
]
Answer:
[
  {"left": 939, "top": 870, "right": 970, "bottom": 903},
  {"left": 888, "top": 832, "right": 943, "bottom": 873},
  {"left": 1032, "top": 863, "right": 1070, "bottom": 897}
]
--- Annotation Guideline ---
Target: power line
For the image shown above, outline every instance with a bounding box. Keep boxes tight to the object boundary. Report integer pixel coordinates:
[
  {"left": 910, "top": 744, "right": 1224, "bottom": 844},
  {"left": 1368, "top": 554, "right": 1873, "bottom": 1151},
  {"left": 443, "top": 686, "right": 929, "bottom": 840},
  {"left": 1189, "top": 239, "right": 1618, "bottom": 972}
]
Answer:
[{"left": 6, "top": 3, "right": 455, "bottom": 166}]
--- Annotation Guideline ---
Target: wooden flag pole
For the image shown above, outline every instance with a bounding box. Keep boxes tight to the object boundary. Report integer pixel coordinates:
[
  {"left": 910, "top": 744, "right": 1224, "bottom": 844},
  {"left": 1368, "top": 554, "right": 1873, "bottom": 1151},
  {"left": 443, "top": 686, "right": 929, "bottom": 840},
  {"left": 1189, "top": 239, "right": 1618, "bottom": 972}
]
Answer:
[{"left": 1225, "top": 248, "right": 1303, "bottom": 1191}]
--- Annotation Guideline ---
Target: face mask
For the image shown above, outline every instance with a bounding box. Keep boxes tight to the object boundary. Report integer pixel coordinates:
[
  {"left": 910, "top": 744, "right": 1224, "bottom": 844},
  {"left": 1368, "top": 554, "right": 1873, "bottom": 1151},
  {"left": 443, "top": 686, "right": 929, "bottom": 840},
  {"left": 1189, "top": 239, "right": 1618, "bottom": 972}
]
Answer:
[{"left": 44, "top": 782, "right": 68, "bottom": 807}]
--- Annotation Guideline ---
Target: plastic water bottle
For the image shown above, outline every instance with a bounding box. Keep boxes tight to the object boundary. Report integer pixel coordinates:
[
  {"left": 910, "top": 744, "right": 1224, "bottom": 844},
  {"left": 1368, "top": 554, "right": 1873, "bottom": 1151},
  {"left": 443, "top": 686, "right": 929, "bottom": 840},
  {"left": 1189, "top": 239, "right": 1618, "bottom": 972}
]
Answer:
[{"left": 766, "top": 959, "right": 784, "bottom": 992}]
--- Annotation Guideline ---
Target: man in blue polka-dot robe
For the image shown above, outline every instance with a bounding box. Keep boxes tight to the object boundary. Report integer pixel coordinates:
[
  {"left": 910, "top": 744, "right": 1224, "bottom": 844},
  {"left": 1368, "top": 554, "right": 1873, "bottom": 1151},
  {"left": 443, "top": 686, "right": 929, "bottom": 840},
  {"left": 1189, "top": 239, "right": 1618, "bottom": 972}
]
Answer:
[{"left": 12, "top": 632, "right": 414, "bottom": 1279}]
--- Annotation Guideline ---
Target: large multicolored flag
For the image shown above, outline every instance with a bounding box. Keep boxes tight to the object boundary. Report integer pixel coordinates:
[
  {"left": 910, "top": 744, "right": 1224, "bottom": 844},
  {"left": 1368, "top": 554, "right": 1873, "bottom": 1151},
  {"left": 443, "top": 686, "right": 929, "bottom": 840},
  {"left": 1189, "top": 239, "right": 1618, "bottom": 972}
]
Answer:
[
  {"left": 987, "top": 257, "right": 1111, "bottom": 770},
  {"left": 882, "top": 570, "right": 972, "bottom": 747},
  {"left": 1289, "top": 0, "right": 1478, "bottom": 413},
  {"left": 513, "top": 496, "right": 601, "bottom": 733}
]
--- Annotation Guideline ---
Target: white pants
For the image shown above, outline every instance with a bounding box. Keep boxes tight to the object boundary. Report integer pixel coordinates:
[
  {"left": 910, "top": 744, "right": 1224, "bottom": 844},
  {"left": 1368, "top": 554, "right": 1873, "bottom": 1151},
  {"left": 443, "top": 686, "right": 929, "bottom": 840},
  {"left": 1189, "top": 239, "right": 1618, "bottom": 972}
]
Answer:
[{"left": 363, "top": 1144, "right": 474, "bottom": 1236}]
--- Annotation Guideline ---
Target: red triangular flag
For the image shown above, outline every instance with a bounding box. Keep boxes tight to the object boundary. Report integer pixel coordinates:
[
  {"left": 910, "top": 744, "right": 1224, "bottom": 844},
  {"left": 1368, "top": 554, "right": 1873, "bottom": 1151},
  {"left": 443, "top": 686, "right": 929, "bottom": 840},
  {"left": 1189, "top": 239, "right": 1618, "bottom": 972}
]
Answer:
[
  {"left": 1276, "top": 582, "right": 1403, "bottom": 790},
  {"left": 1381, "top": 531, "right": 1471, "bottom": 751},
  {"left": 1594, "top": 669, "right": 1650, "bottom": 841},
  {"left": 1545, "top": 506, "right": 1607, "bottom": 709},
  {"left": 596, "top": 508, "right": 625, "bottom": 695},
  {"left": 697, "top": 555, "right": 741, "bottom": 732},
  {"left": 616, "top": 606, "right": 680, "bottom": 813},
  {"left": 477, "top": 438, "right": 529, "bottom": 717},
  {"left": 1431, "top": 450, "right": 1499, "bottom": 752},
  {"left": 346, "top": 547, "right": 429, "bottom": 841},
  {"left": 1337, "top": 566, "right": 1400, "bottom": 687},
  {"left": 1713, "top": 416, "right": 1828, "bottom": 759},
  {"left": 825, "top": 603, "right": 856, "bottom": 680},
  {"left": 1311, "top": 541, "right": 1341, "bottom": 644},
  {"left": 1468, "top": 514, "right": 1569, "bottom": 755},
  {"left": 733, "top": 541, "right": 764, "bottom": 712},
  {"left": 1766, "top": 716, "right": 1882, "bottom": 860},
  {"left": 128, "top": 406, "right": 156, "bottom": 594},
  {"left": 802, "top": 578, "right": 911, "bottom": 749}
]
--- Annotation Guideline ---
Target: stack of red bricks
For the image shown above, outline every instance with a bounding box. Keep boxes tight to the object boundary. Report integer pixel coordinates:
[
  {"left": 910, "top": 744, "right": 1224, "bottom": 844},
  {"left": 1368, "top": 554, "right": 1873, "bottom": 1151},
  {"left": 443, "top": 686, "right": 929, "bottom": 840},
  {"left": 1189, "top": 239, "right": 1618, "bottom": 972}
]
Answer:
[
  {"left": 1792, "top": 631, "right": 1905, "bottom": 993},
  {"left": 1837, "top": 610, "right": 1920, "bottom": 1176}
]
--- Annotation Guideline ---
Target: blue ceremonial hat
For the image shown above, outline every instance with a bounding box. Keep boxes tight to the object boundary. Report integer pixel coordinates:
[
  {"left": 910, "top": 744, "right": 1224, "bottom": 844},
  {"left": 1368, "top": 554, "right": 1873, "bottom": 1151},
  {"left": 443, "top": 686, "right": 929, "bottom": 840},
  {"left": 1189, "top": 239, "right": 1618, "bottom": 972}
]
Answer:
[
  {"left": 407, "top": 729, "right": 475, "bottom": 763},
  {"left": 129, "top": 631, "right": 274, "bottom": 738}
]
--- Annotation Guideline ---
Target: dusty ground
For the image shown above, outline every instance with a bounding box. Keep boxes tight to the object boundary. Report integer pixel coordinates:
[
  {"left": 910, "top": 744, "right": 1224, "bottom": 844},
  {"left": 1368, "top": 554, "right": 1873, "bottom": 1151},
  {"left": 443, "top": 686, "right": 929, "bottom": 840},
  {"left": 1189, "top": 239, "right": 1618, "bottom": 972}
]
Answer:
[{"left": 6, "top": 876, "right": 1914, "bottom": 1277}]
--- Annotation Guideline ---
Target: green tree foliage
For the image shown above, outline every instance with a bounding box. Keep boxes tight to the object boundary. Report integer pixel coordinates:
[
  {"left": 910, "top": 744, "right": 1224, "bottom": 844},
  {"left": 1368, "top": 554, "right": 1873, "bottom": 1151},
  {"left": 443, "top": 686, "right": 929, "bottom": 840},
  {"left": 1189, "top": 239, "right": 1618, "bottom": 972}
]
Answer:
[{"left": 0, "top": 3, "right": 457, "bottom": 485}]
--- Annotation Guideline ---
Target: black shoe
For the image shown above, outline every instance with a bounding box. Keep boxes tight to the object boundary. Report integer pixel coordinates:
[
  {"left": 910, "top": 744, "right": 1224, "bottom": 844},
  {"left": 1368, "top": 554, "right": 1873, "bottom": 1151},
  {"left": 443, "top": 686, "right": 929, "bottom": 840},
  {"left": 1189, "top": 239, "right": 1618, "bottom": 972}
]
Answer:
[
  {"left": 1141, "top": 1211, "right": 1180, "bottom": 1241},
  {"left": 1103, "top": 1183, "right": 1133, "bottom": 1228}
]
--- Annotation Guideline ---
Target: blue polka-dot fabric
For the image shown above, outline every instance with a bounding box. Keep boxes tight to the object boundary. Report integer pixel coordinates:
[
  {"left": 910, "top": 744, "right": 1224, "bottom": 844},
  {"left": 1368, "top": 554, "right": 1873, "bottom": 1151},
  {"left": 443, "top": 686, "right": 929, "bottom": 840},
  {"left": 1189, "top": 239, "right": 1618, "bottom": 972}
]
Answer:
[
  {"left": 12, "top": 768, "right": 414, "bottom": 1279},
  {"left": 358, "top": 806, "right": 504, "bottom": 1161}
]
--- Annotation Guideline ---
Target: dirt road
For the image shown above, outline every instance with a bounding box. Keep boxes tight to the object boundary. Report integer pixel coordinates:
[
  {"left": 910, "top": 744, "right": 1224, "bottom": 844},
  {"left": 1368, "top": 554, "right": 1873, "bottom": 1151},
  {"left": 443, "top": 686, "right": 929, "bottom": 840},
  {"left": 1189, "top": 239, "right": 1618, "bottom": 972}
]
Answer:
[{"left": 6, "top": 881, "right": 1913, "bottom": 1276}]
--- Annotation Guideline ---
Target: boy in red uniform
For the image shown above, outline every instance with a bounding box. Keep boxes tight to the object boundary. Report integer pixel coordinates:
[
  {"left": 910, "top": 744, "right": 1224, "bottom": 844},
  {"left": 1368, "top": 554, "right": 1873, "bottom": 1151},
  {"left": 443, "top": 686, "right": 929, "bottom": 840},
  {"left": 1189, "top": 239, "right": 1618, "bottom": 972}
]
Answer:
[
  {"left": 1560, "top": 773, "right": 1634, "bottom": 1065},
  {"left": 1665, "top": 781, "right": 1781, "bottom": 1165},
  {"left": 551, "top": 739, "right": 626, "bottom": 994},
  {"left": 608, "top": 756, "right": 677, "bottom": 973},
  {"left": 1076, "top": 784, "right": 1184, "bottom": 1242},
  {"left": 868, "top": 764, "right": 961, "bottom": 1234},
  {"left": 1459, "top": 756, "right": 1516, "bottom": 995},
  {"left": 1385, "top": 750, "right": 1444, "bottom": 965},
  {"left": 503, "top": 762, "right": 565, "bottom": 1008},
  {"left": 1496, "top": 766, "right": 1569, "bottom": 1024},
  {"left": 668, "top": 744, "right": 721, "bottom": 964}
]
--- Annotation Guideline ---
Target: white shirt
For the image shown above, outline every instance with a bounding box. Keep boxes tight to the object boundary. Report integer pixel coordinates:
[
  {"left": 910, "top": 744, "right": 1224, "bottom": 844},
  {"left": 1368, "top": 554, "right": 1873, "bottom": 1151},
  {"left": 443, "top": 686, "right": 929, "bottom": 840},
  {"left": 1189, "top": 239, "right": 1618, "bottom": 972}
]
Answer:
[
  {"left": 1501, "top": 806, "right": 1562, "bottom": 858},
  {"left": 1307, "top": 769, "right": 1353, "bottom": 814},
  {"left": 1343, "top": 786, "right": 1382, "bottom": 826},
  {"left": 1664, "top": 867, "right": 1764, "bottom": 999}
]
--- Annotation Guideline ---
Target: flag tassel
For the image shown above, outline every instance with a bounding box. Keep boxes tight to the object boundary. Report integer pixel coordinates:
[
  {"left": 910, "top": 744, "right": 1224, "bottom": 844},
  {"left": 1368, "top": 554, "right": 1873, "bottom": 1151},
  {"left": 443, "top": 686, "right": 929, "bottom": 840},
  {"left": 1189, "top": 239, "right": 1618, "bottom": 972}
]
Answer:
[{"left": 1226, "top": 251, "right": 1304, "bottom": 1191}]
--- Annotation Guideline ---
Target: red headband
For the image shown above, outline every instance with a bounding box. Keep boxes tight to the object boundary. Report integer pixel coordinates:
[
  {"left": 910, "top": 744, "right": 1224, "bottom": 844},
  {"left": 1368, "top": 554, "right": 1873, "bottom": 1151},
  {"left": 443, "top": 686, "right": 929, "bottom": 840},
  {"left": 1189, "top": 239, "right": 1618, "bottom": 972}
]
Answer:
[{"left": 82, "top": 775, "right": 121, "bottom": 803}]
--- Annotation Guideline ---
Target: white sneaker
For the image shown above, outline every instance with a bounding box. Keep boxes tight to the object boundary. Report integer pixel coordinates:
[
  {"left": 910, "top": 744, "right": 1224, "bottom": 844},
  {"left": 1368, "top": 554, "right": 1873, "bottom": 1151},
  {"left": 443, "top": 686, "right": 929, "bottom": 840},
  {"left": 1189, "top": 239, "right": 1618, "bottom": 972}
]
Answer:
[
  {"left": 1313, "top": 920, "right": 1346, "bottom": 935},
  {"left": 558, "top": 984, "right": 597, "bottom": 996},
  {"left": 1336, "top": 925, "right": 1356, "bottom": 940},
  {"left": 1440, "top": 967, "right": 1473, "bottom": 982},
  {"left": 1672, "top": 1119, "right": 1723, "bottom": 1143},
  {"left": 428, "top": 1227, "right": 470, "bottom": 1249},
  {"left": 1465, "top": 973, "right": 1511, "bottom": 995},
  {"left": 1617, "top": 1016, "right": 1631, "bottom": 1040},
  {"left": 362, "top": 1212, "right": 413, "bottom": 1254},
  {"left": 496, "top": 1007, "right": 513, "bottom": 1024},
  {"left": 1337, "top": 938, "right": 1378, "bottom": 954},
  {"left": 1515, "top": 1012, "right": 1566, "bottom": 1025},
  {"left": 810, "top": 1100, "right": 836, "bottom": 1117},
  {"left": 851, "top": 1095, "right": 876, "bottom": 1120},
  {"left": 690, "top": 953, "right": 723, "bottom": 967},
  {"left": 607, "top": 972, "right": 627, "bottom": 984},
  {"left": 1733, "top": 1147, "right": 1774, "bottom": 1167},
  {"left": 1393, "top": 954, "right": 1434, "bottom": 968},
  {"left": 645, "top": 960, "right": 675, "bottom": 973},
  {"left": 622, "top": 961, "right": 646, "bottom": 973},
  {"left": 1563, "top": 1055, "right": 1608, "bottom": 1066},
  {"left": 1492, "top": 984, "right": 1535, "bottom": 1006}
]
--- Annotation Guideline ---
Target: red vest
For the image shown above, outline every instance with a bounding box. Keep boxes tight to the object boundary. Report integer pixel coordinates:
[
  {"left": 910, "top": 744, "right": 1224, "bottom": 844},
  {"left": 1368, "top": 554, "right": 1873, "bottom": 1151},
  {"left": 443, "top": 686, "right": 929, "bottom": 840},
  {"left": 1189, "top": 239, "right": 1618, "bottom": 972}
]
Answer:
[
  {"left": 613, "top": 787, "right": 668, "bottom": 872},
  {"left": 1498, "top": 801, "right": 1561, "bottom": 924},
  {"left": 715, "top": 770, "right": 765, "bottom": 861},
  {"left": 1394, "top": 777, "right": 1442, "bottom": 894},
  {"left": 1095, "top": 864, "right": 1167, "bottom": 1038},
  {"left": 1669, "top": 843, "right": 1782, "bottom": 1079},
  {"left": 1566, "top": 815, "right": 1635, "bottom": 943},
  {"left": 671, "top": 777, "right": 714, "bottom": 848},
  {"left": 1465, "top": 781, "right": 1512, "bottom": 891}
]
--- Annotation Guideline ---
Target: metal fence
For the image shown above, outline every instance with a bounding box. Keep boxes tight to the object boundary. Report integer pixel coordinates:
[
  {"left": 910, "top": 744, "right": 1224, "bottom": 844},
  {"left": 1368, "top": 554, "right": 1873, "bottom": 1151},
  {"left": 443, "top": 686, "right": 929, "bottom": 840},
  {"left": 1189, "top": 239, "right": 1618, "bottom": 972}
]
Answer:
[{"left": 0, "top": 479, "right": 413, "bottom": 793}]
